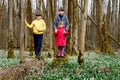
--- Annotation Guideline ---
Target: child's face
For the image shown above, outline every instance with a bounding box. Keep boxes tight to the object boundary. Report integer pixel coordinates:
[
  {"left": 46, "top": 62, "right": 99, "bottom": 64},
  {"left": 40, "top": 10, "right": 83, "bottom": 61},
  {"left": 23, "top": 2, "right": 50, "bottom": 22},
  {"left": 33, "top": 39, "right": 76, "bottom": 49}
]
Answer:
[
  {"left": 58, "top": 11, "right": 65, "bottom": 16},
  {"left": 36, "top": 16, "right": 42, "bottom": 20},
  {"left": 59, "top": 24, "right": 64, "bottom": 28}
]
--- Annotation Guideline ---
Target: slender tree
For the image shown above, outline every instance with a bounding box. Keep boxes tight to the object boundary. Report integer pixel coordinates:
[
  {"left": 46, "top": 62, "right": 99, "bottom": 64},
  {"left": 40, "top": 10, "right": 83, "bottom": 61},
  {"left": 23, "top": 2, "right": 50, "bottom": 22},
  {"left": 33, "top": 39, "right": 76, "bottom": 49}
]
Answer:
[
  {"left": 36, "top": 0, "right": 41, "bottom": 12},
  {"left": 49, "top": 0, "right": 54, "bottom": 53},
  {"left": 67, "top": 0, "right": 73, "bottom": 55},
  {"left": 20, "top": 0, "right": 25, "bottom": 63},
  {"left": 78, "top": 0, "right": 88, "bottom": 64},
  {"left": 96, "top": 0, "right": 104, "bottom": 51},
  {"left": 63, "top": 0, "right": 68, "bottom": 15},
  {"left": 27, "top": 0, "right": 33, "bottom": 56},
  {"left": 101, "top": 17, "right": 113, "bottom": 53},
  {"left": 79, "top": 0, "right": 88, "bottom": 54},
  {"left": 73, "top": 0, "right": 78, "bottom": 55},
  {"left": 8, "top": 0, "right": 15, "bottom": 58},
  {"left": 0, "top": 0, "right": 4, "bottom": 48}
]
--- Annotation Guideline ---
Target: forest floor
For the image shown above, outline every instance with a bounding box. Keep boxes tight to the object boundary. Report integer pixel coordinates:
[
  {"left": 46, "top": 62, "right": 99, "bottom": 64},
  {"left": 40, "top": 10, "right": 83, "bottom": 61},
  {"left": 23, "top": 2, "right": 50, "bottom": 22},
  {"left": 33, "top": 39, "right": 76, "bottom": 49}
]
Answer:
[{"left": 0, "top": 50, "right": 120, "bottom": 80}]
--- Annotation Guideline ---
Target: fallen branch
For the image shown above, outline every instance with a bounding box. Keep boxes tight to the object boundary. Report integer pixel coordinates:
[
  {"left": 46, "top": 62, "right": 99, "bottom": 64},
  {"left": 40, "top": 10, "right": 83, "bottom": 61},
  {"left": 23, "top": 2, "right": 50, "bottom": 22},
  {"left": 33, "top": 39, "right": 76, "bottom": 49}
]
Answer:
[
  {"left": 108, "top": 34, "right": 120, "bottom": 47},
  {"left": 0, "top": 59, "right": 44, "bottom": 80}
]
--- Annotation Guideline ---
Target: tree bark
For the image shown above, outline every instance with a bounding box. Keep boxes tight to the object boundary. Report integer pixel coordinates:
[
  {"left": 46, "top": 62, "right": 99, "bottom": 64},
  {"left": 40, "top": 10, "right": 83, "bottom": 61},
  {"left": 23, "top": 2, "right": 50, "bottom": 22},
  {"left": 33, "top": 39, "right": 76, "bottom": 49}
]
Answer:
[
  {"left": 0, "top": 60, "right": 44, "bottom": 80},
  {"left": 80, "top": 0, "right": 88, "bottom": 54},
  {"left": 101, "top": 17, "right": 113, "bottom": 53},
  {"left": 0, "top": 0, "right": 4, "bottom": 48},
  {"left": 78, "top": 0, "right": 88, "bottom": 65},
  {"left": 36, "top": 0, "right": 40, "bottom": 12},
  {"left": 49, "top": 0, "right": 54, "bottom": 52},
  {"left": 63, "top": 0, "right": 68, "bottom": 15},
  {"left": 73, "top": 0, "right": 78, "bottom": 55},
  {"left": 8, "top": 0, "right": 15, "bottom": 58},
  {"left": 96, "top": 0, "right": 104, "bottom": 51},
  {"left": 20, "top": 0, "right": 25, "bottom": 63},
  {"left": 67, "top": 0, "right": 73, "bottom": 55},
  {"left": 27, "top": 0, "right": 33, "bottom": 56}
]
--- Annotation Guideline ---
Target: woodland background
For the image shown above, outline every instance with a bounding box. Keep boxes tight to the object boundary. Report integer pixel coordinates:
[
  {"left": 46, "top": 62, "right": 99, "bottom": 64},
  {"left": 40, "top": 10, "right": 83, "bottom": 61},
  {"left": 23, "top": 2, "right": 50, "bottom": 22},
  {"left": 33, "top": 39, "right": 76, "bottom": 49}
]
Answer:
[
  {"left": 0, "top": 0, "right": 120, "bottom": 79},
  {"left": 0, "top": 0, "right": 120, "bottom": 58}
]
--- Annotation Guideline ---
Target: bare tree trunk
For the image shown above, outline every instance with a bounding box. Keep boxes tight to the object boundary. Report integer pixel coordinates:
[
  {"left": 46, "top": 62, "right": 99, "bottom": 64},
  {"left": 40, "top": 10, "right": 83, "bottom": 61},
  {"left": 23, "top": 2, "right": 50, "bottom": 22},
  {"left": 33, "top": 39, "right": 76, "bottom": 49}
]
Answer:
[
  {"left": 24, "top": 0, "right": 28, "bottom": 49},
  {"left": 78, "top": 0, "right": 88, "bottom": 65},
  {"left": 0, "top": 0, "right": 4, "bottom": 48},
  {"left": 8, "top": 0, "right": 15, "bottom": 58},
  {"left": 101, "top": 17, "right": 113, "bottom": 53},
  {"left": 27, "top": 0, "right": 33, "bottom": 56},
  {"left": 118, "top": 0, "right": 120, "bottom": 44},
  {"left": 67, "top": 0, "right": 73, "bottom": 55},
  {"left": 90, "top": 0, "right": 96, "bottom": 50},
  {"left": 63, "top": 0, "right": 68, "bottom": 15},
  {"left": 13, "top": 0, "right": 17, "bottom": 48},
  {"left": 78, "top": 0, "right": 82, "bottom": 50},
  {"left": 36, "top": 0, "right": 40, "bottom": 12},
  {"left": 96, "top": 0, "right": 103, "bottom": 51},
  {"left": 54, "top": 0, "right": 57, "bottom": 16},
  {"left": 49, "top": 0, "right": 54, "bottom": 52},
  {"left": 15, "top": 0, "right": 21, "bottom": 49},
  {"left": 41, "top": 0, "right": 47, "bottom": 51},
  {"left": 80, "top": 0, "right": 88, "bottom": 54},
  {"left": 107, "top": 0, "right": 111, "bottom": 30},
  {"left": 73, "top": 0, "right": 78, "bottom": 55},
  {"left": 115, "top": 0, "right": 119, "bottom": 49},
  {"left": 20, "top": 0, "right": 25, "bottom": 63}
]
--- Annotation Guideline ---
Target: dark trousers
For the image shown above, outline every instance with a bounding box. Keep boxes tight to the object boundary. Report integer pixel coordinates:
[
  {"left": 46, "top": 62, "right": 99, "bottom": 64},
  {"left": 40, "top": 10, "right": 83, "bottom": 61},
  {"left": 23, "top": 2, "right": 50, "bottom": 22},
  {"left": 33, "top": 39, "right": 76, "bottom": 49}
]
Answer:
[
  {"left": 58, "top": 46, "right": 64, "bottom": 53},
  {"left": 33, "top": 33, "right": 43, "bottom": 57},
  {"left": 64, "top": 36, "right": 67, "bottom": 55},
  {"left": 57, "top": 46, "right": 64, "bottom": 56},
  {"left": 64, "top": 46, "right": 66, "bottom": 54}
]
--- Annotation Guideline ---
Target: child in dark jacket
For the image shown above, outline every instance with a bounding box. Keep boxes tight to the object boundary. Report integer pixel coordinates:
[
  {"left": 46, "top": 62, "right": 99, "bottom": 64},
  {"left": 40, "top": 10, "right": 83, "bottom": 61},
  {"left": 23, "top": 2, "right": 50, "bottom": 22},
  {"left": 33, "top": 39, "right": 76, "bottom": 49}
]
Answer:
[{"left": 54, "top": 21, "right": 69, "bottom": 57}]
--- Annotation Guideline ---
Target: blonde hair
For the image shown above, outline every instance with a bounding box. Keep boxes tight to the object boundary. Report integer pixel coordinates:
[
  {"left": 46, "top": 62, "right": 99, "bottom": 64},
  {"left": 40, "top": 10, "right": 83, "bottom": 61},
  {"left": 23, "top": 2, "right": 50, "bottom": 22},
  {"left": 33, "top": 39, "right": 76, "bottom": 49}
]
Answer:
[{"left": 58, "top": 21, "right": 64, "bottom": 26}]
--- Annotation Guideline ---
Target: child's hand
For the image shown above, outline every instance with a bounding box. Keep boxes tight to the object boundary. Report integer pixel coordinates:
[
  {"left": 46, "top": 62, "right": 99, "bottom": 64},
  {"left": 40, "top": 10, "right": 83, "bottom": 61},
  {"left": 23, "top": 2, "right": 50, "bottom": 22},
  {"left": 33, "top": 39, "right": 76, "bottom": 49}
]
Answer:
[
  {"left": 38, "top": 28, "right": 44, "bottom": 32},
  {"left": 25, "top": 18, "right": 27, "bottom": 24},
  {"left": 55, "top": 28, "right": 57, "bottom": 33},
  {"left": 37, "top": 29, "right": 41, "bottom": 32},
  {"left": 64, "top": 30, "right": 66, "bottom": 33}
]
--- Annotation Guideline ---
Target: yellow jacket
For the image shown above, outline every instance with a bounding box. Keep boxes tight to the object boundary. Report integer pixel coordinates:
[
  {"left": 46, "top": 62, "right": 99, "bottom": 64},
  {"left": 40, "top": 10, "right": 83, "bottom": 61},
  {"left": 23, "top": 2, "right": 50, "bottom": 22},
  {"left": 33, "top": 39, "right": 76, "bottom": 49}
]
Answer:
[{"left": 25, "top": 19, "right": 46, "bottom": 34}]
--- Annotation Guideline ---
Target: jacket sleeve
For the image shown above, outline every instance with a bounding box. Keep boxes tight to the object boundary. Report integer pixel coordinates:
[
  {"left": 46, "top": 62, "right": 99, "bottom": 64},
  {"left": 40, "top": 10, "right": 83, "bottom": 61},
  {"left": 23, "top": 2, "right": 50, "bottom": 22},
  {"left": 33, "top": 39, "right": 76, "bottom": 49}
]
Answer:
[
  {"left": 25, "top": 21, "right": 34, "bottom": 28},
  {"left": 53, "top": 16, "right": 58, "bottom": 29},
  {"left": 54, "top": 32, "right": 57, "bottom": 37},
  {"left": 54, "top": 31, "right": 58, "bottom": 36},
  {"left": 65, "top": 16, "right": 69, "bottom": 31},
  {"left": 64, "top": 32, "right": 69, "bottom": 35}
]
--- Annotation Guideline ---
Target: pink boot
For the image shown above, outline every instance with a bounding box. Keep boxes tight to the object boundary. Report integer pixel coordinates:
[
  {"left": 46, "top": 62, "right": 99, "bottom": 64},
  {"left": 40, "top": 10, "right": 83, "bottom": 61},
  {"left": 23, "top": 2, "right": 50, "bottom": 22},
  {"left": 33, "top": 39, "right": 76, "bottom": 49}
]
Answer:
[
  {"left": 61, "top": 48, "right": 64, "bottom": 57},
  {"left": 57, "top": 50, "right": 60, "bottom": 57}
]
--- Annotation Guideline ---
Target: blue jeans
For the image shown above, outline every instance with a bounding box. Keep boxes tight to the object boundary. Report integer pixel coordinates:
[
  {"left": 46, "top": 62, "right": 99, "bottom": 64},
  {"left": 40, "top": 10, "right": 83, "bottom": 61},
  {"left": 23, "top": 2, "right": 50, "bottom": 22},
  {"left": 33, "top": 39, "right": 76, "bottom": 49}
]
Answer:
[{"left": 33, "top": 34, "right": 43, "bottom": 57}]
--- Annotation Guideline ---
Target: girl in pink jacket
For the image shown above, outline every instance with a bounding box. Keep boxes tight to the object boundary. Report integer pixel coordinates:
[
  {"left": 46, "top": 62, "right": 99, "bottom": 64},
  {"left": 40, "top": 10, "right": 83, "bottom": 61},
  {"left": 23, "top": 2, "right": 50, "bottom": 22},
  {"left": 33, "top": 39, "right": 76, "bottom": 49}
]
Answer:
[{"left": 54, "top": 21, "right": 69, "bottom": 57}]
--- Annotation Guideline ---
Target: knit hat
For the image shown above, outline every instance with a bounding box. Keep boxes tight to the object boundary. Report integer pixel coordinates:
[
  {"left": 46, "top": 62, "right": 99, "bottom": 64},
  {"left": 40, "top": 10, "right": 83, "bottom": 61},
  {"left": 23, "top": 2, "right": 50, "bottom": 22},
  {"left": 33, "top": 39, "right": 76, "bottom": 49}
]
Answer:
[{"left": 58, "top": 7, "right": 65, "bottom": 11}]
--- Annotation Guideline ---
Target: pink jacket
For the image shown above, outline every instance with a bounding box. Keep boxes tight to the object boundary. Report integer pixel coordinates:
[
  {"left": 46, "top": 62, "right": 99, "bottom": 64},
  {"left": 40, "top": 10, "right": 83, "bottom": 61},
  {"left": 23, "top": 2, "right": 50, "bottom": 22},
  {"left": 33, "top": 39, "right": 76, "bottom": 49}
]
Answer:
[{"left": 54, "top": 27, "right": 69, "bottom": 46}]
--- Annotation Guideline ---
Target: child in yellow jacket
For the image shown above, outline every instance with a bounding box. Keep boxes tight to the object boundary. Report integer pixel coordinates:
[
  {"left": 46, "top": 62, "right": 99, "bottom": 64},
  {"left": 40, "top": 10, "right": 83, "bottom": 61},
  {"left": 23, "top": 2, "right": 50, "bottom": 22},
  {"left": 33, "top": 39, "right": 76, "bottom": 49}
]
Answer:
[{"left": 25, "top": 12, "right": 46, "bottom": 60}]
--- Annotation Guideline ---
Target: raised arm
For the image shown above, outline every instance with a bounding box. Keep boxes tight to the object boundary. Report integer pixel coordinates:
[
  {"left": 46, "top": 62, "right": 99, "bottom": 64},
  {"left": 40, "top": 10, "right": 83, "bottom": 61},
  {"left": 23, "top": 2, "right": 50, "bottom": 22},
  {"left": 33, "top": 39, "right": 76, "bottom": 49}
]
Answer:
[
  {"left": 64, "top": 30, "right": 69, "bottom": 35},
  {"left": 54, "top": 28, "right": 58, "bottom": 36},
  {"left": 25, "top": 20, "right": 34, "bottom": 28}
]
